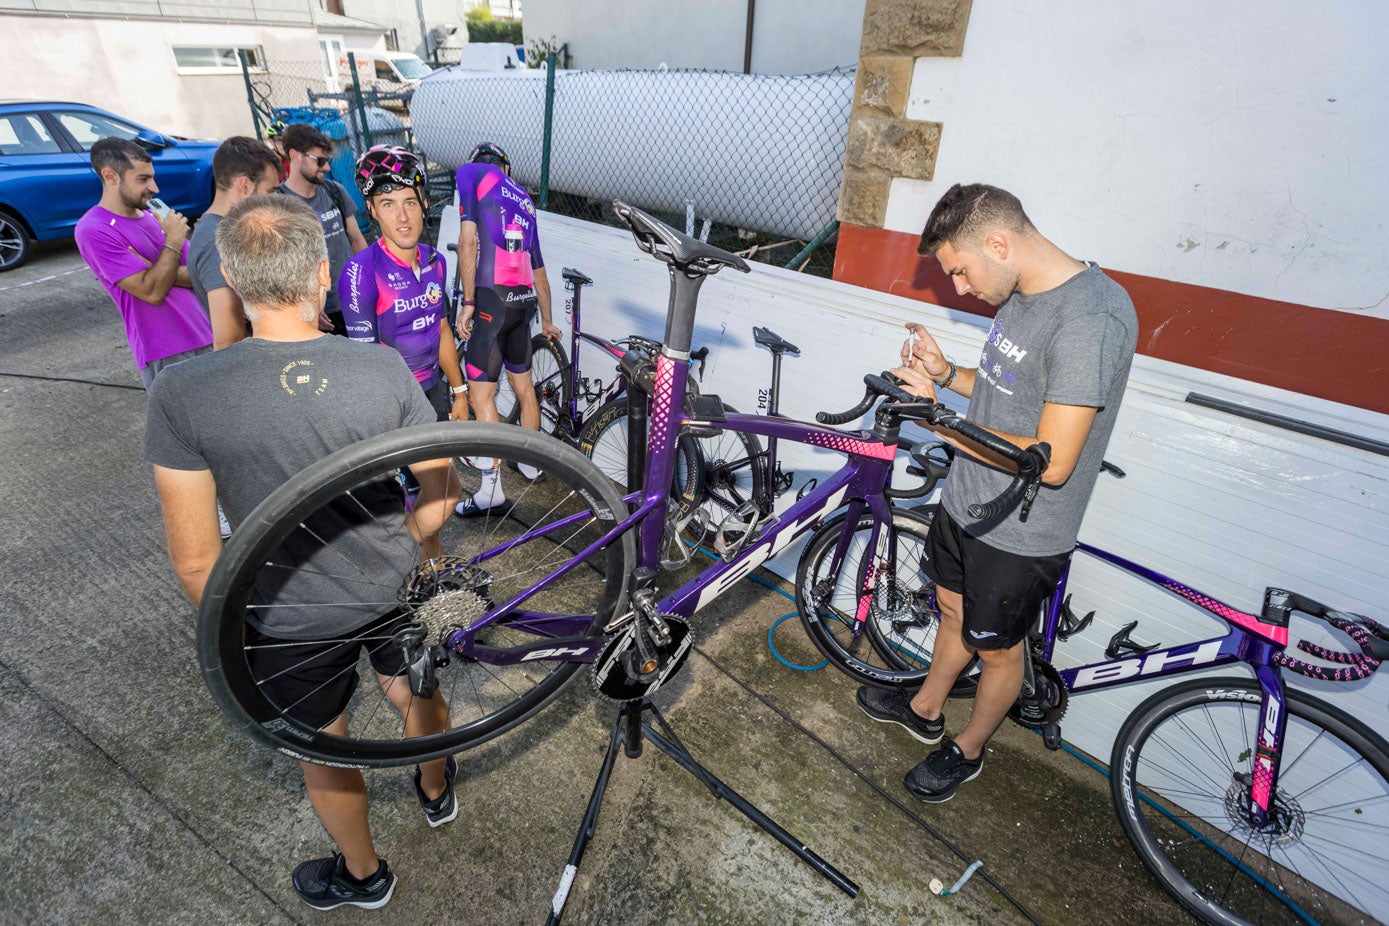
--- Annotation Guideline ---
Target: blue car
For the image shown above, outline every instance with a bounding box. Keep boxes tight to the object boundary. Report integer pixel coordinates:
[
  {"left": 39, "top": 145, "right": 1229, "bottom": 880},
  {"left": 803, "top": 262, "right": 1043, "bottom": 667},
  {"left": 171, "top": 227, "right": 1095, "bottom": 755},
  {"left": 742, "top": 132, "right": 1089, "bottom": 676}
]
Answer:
[{"left": 0, "top": 101, "right": 219, "bottom": 271}]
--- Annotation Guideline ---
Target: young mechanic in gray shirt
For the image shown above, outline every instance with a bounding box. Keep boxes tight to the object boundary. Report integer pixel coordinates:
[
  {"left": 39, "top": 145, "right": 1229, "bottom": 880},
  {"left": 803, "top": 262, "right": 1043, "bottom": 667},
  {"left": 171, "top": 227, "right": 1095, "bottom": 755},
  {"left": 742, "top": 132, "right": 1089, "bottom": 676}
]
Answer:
[{"left": 859, "top": 183, "right": 1138, "bottom": 804}]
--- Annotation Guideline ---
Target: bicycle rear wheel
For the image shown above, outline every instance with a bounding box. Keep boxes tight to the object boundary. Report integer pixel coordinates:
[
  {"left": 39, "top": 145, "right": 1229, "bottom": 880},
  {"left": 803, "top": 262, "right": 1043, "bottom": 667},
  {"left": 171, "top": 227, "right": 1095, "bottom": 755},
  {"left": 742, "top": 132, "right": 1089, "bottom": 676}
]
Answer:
[
  {"left": 796, "top": 507, "right": 939, "bottom": 688},
  {"left": 197, "top": 422, "right": 633, "bottom": 768},
  {"left": 683, "top": 405, "right": 766, "bottom": 547},
  {"left": 496, "top": 335, "right": 569, "bottom": 433},
  {"left": 578, "top": 395, "right": 702, "bottom": 518},
  {"left": 1111, "top": 677, "right": 1389, "bottom": 926}
]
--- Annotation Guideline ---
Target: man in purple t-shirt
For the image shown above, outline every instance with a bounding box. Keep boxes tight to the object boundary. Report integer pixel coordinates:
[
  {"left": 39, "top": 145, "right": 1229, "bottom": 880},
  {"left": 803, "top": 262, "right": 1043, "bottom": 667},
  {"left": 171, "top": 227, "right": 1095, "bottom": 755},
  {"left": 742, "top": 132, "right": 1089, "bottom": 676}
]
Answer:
[{"left": 74, "top": 137, "right": 213, "bottom": 388}]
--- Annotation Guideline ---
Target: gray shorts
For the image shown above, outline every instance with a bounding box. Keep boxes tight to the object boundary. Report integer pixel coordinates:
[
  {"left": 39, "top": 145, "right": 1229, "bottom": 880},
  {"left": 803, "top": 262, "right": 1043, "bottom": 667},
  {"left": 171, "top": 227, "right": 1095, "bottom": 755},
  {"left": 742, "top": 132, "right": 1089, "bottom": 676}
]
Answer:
[{"left": 140, "top": 346, "right": 211, "bottom": 390}]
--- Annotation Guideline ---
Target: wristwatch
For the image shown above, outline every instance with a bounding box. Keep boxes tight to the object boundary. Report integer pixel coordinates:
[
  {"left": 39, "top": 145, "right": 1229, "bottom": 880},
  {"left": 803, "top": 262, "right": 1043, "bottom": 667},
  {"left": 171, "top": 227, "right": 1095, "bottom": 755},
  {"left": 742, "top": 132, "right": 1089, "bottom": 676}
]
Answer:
[{"left": 451, "top": 384, "right": 468, "bottom": 395}]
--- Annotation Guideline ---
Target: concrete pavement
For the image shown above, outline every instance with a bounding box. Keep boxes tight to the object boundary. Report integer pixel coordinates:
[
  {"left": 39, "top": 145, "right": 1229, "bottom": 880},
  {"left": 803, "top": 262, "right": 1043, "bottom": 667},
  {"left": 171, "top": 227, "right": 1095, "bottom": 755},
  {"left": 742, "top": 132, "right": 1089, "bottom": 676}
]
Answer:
[{"left": 0, "top": 240, "right": 1188, "bottom": 924}]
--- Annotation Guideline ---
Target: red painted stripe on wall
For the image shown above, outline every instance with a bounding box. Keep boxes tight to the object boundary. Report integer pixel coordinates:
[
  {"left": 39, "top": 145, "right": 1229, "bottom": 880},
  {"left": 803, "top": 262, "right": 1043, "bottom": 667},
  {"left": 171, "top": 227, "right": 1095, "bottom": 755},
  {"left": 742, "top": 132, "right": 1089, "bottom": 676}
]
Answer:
[{"left": 833, "top": 223, "right": 1389, "bottom": 416}]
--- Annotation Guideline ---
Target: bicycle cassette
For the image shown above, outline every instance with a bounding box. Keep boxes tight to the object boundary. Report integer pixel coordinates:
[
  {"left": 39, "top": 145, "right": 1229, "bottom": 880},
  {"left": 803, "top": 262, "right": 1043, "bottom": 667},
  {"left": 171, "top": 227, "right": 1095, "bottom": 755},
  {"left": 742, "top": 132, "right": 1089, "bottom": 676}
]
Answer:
[
  {"left": 592, "top": 616, "right": 692, "bottom": 701},
  {"left": 1008, "top": 657, "right": 1068, "bottom": 730}
]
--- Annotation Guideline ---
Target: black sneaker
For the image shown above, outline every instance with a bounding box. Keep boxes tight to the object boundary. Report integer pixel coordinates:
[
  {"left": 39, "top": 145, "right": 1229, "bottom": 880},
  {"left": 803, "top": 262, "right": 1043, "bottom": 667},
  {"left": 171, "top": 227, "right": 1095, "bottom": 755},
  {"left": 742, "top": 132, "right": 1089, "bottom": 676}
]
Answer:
[
  {"left": 292, "top": 854, "right": 395, "bottom": 910},
  {"left": 856, "top": 685, "right": 945, "bottom": 745},
  {"left": 413, "top": 755, "right": 459, "bottom": 827},
  {"left": 904, "top": 738, "right": 983, "bottom": 803}
]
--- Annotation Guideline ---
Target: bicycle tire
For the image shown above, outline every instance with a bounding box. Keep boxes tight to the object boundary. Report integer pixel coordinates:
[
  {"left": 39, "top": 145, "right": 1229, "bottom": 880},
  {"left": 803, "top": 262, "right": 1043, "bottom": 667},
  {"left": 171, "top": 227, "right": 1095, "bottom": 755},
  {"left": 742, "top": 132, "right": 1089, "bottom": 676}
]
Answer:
[
  {"left": 496, "top": 335, "right": 569, "bottom": 432},
  {"left": 796, "top": 507, "right": 941, "bottom": 688},
  {"left": 197, "top": 422, "right": 633, "bottom": 768},
  {"left": 1110, "top": 676, "right": 1389, "bottom": 926},
  {"left": 577, "top": 395, "right": 702, "bottom": 518}
]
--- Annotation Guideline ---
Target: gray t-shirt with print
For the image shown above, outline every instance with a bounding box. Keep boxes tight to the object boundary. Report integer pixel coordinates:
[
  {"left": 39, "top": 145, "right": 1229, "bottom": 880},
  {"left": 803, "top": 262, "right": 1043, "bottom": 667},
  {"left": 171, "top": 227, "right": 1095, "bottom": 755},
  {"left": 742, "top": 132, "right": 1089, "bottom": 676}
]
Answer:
[
  {"left": 143, "top": 334, "right": 435, "bottom": 639},
  {"left": 279, "top": 179, "right": 356, "bottom": 314},
  {"left": 940, "top": 263, "right": 1137, "bottom": 556},
  {"left": 187, "top": 211, "right": 225, "bottom": 314}
]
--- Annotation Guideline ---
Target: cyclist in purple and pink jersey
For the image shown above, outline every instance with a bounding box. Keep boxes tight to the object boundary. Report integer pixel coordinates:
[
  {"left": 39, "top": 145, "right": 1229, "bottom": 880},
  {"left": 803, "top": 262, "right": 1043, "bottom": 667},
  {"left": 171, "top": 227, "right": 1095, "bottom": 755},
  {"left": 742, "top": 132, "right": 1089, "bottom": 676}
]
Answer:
[
  {"left": 452, "top": 142, "right": 560, "bottom": 518},
  {"left": 339, "top": 146, "right": 468, "bottom": 422}
]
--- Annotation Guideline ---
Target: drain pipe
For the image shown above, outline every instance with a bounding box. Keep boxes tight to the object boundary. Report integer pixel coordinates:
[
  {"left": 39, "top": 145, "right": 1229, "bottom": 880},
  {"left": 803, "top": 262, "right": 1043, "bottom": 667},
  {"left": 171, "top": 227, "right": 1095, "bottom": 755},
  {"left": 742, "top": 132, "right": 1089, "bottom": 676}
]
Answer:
[{"left": 743, "top": 0, "right": 756, "bottom": 73}]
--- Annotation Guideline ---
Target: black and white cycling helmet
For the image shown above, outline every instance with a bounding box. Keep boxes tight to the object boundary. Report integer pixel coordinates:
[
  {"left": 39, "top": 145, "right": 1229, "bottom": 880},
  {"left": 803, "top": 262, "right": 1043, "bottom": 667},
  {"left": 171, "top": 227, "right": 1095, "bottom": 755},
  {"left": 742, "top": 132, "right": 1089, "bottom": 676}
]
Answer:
[
  {"left": 354, "top": 145, "right": 427, "bottom": 201},
  {"left": 467, "top": 142, "right": 510, "bottom": 170}
]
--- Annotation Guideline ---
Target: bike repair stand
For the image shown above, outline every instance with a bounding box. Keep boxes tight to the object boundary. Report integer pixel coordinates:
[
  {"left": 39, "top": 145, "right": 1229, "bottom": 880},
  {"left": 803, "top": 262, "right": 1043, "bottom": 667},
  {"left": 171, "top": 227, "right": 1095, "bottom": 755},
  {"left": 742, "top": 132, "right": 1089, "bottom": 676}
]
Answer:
[{"left": 544, "top": 696, "right": 860, "bottom": 924}]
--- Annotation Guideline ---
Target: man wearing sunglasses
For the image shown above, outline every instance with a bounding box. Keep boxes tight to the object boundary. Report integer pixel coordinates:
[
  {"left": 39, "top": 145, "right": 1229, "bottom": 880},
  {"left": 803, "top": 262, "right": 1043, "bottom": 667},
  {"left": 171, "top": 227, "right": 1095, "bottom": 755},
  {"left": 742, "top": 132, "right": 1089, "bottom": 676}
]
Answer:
[{"left": 279, "top": 123, "right": 368, "bottom": 335}]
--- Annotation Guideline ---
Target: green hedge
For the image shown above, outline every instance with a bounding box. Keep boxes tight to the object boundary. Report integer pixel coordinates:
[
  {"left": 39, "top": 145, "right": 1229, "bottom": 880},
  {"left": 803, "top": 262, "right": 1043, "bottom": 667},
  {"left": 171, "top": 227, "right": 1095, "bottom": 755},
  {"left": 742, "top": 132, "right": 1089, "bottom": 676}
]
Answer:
[{"left": 467, "top": 12, "right": 522, "bottom": 45}]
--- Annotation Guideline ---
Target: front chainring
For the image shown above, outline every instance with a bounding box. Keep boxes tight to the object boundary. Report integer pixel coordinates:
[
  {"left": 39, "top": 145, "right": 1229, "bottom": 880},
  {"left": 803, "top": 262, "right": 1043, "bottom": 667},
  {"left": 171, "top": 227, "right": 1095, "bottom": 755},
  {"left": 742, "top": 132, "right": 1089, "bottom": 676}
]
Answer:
[
  {"left": 1008, "top": 657, "right": 1068, "bottom": 729},
  {"left": 591, "top": 616, "right": 693, "bottom": 701}
]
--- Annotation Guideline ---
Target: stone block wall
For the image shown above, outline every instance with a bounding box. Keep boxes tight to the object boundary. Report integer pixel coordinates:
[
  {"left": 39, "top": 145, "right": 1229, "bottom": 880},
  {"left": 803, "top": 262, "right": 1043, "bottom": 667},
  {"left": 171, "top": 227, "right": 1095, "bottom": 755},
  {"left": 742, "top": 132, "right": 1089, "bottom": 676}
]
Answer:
[{"left": 836, "top": 0, "right": 972, "bottom": 228}]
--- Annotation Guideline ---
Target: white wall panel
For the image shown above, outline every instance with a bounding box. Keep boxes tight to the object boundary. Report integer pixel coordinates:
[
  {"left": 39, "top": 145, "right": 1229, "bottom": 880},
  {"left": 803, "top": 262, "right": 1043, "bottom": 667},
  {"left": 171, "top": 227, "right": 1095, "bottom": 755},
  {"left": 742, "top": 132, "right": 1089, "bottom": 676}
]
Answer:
[{"left": 887, "top": 0, "right": 1389, "bottom": 318}]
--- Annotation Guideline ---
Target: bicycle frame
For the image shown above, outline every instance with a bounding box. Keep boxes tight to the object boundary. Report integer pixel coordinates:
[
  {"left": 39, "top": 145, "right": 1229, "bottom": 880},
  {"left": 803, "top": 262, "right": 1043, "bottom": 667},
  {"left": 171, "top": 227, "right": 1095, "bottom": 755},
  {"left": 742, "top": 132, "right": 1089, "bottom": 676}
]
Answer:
[{"left": 446, "top": 364, "right": 907, "bottom": 667}]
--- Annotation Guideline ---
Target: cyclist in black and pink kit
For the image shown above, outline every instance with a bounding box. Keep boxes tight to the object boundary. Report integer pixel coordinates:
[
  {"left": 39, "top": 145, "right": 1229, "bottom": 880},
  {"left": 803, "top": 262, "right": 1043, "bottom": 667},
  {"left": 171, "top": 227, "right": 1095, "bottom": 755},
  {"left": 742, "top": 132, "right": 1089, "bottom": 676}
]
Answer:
[
  {"left": 453, "top": 142, "right": 561, "bottom": 518},
  {"left": 339, "top": 145, "right": 467, "bottom": 423}
]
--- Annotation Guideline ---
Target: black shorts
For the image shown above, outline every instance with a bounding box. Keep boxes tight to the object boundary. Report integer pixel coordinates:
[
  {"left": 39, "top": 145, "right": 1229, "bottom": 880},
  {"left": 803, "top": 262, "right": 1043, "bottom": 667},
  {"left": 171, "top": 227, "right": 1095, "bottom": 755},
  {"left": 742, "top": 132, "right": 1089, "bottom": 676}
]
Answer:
[
  {"left": 464, "top": 287, "right": 537, "bottom": 383},
  {"left": 423, "top": 377, "right": 452, "bottom": 421},
  {"left": 245, "top": 610, "right": 411, "bottom": 729},
  {"left": 921, "top": 506, "right": 1069, "bottom": 650}
]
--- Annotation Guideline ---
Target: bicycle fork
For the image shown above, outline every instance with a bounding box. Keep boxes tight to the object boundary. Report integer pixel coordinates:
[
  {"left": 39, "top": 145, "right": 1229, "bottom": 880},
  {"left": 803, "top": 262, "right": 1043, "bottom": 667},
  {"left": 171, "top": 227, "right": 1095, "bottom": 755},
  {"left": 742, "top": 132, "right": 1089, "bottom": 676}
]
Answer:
[{"left": 1246, "top": 664, "right": 1292, "bottom": 827}]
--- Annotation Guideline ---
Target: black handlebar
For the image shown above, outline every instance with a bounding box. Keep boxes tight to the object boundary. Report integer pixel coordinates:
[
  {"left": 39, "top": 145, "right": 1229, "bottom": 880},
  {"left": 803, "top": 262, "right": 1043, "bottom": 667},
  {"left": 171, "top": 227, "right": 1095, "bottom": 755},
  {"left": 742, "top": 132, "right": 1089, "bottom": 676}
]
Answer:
[{"left": 818, "top": 372, "right": 1053, "bottom": 521}]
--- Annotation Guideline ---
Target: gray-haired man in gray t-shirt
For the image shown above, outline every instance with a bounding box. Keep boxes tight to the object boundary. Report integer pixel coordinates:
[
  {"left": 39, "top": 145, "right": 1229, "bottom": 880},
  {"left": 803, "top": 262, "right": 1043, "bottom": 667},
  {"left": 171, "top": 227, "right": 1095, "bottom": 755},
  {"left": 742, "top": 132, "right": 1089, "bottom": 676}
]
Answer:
[
  {"left": 858, "top": 183, "right": 1137, "bottom": 804},
  {"left": 144, "top": 194, "right": 462, "bottom": 911}
]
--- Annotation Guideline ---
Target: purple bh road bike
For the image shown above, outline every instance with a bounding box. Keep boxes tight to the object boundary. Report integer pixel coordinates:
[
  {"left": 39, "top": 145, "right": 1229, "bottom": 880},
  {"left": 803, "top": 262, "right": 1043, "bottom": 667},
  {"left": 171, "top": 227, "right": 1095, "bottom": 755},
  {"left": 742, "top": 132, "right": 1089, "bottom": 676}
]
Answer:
[{"left": 198, "top": 203, "right": 1387, "bottom": 926}]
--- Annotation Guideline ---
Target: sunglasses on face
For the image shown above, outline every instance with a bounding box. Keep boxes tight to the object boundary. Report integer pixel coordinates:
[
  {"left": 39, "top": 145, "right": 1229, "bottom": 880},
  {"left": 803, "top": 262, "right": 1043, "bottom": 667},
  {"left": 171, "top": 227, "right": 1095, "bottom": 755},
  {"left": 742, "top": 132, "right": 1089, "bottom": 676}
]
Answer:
[{"left": 308, "top": 155, "right": 331, "bottom": 168}]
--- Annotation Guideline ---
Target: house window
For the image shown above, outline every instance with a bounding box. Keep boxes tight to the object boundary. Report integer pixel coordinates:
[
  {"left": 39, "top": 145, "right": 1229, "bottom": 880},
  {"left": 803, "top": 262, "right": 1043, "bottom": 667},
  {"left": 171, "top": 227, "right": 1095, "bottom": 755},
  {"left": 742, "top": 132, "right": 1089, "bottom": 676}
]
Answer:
[{"left": 173, "top": 47, "right": 265, "bottom": 73}]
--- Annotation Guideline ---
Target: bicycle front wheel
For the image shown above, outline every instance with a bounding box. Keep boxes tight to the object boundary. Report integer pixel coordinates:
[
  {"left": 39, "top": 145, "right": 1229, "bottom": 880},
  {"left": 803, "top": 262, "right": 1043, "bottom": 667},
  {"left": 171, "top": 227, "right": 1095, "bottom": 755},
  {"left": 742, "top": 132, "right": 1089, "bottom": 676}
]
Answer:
[
  {"left": 796, "top": 507, "right": 939, "bottom": 688},
  {"left": 497, "top": 335, "right": 569, "bottom": 433},
  {"left": 1111, "top": 677, "right": 1389, "bottom": 926},
  {"left": 197, "top": 422, "right": 633, "bottom": 768}
]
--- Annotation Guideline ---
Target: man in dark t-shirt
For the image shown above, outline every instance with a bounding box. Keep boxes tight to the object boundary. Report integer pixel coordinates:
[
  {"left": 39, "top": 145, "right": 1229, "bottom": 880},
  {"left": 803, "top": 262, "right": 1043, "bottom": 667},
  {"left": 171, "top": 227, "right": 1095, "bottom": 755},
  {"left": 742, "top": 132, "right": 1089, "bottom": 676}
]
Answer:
[
  {"left": 277, "top": 123, "right": 368, "bottom": 335},
  {"left": 859, "top": 183, "right": 1137, "bottom": 804},
  {"left": 187, "top": 136, "right": 282, "bottom": 348},
  {"left": 144, "top": 195, "right": 461, "bottom": 911}
]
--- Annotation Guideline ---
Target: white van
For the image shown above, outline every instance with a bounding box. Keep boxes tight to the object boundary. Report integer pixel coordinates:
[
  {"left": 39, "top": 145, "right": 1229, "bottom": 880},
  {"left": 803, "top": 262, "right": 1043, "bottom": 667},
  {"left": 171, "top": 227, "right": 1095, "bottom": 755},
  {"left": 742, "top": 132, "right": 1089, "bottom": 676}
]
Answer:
[{"left": 343, "top": 51, "right": 434, "bottom": 90}]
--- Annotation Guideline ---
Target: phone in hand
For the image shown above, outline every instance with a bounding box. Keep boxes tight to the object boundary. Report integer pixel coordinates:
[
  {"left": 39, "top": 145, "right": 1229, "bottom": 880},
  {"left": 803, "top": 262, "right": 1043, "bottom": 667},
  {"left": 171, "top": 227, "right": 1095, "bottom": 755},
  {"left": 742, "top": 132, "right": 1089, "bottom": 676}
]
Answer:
[{"left": 148, "top": 198, "right": 172, "bottom": 221}]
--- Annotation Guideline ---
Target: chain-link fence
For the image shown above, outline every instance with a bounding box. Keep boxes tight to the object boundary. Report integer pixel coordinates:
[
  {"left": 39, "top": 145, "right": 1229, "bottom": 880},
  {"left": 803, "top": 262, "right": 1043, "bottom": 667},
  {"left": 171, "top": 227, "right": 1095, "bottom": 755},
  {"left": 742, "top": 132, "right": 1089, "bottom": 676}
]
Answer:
[
  {"left": 411, "top": 66, "right": 853, "bottom": 276},
  {"left": 241, "top": 56, "right": 852, "bottom": 276},
  {"left": 239, "top": 53, "right": 434, "bottom": 236}
]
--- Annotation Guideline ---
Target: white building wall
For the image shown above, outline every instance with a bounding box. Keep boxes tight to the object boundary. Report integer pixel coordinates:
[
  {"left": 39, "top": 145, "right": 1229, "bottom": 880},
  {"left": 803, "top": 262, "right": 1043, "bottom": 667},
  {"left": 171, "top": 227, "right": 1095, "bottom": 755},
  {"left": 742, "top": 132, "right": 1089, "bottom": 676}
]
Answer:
[
  {"left": 484, "top": 211, "right": 1389, "bottom": 789},
  {"left": 521, "top": 0, "right": 862, "bottom": 73},
  {"left": 0, "top": 15, "right": 321, "bottom": 138},
  {"left": 885, "top": 0, "right": 1389, "bottom": 318}
]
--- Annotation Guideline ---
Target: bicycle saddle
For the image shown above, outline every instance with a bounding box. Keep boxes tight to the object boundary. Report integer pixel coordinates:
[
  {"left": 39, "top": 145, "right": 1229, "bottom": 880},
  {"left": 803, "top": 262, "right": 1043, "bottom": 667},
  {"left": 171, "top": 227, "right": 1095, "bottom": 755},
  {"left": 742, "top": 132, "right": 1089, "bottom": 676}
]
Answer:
[
  {"left": 562, "top": 267, "right": 593, "bottom": 285},
  {"left": 613, "top": 200, "right": 751, "bottom": 274},
  {"left": 753, "top": 327, "right": 800, "bottom": 355}
]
